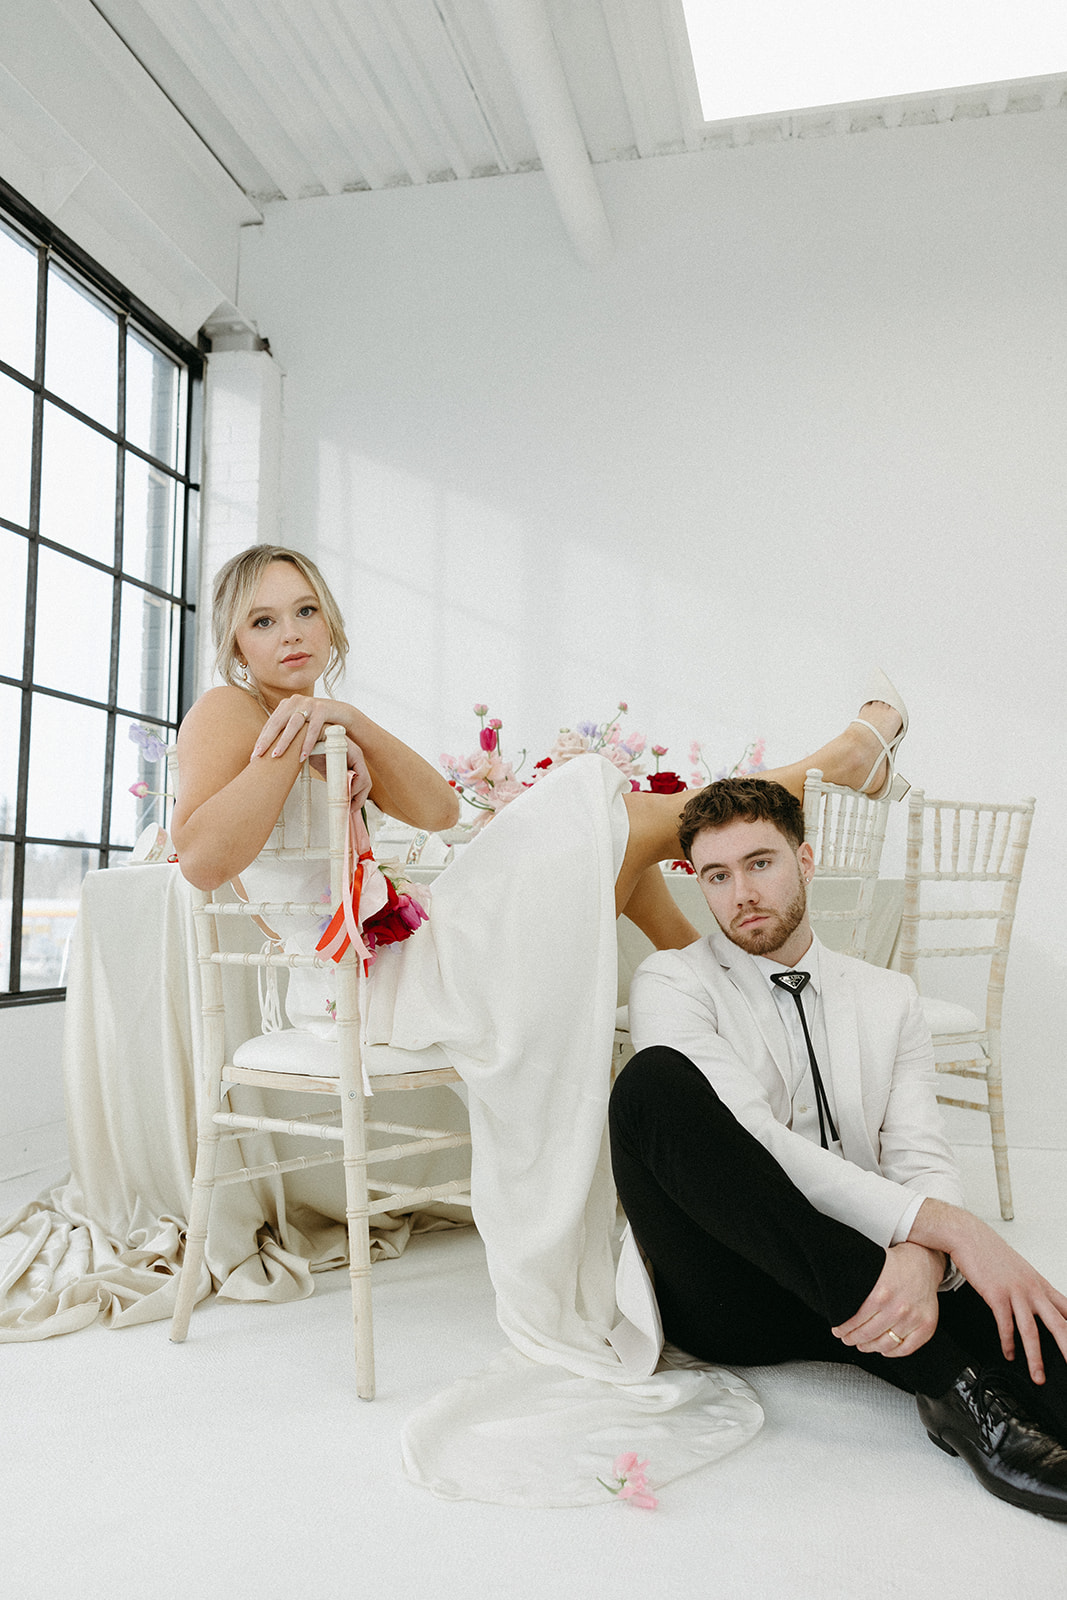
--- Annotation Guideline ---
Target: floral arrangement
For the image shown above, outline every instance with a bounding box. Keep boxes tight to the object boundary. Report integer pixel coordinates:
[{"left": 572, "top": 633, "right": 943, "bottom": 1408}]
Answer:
[
  {"left": 598, "top": 1451, "right": 658, "bottom": 1510},
  {"left": 127, "top": 722, "right": 172, "bottom": 803},
  {"left": 360, "top": 864, "right": 429, "bottom": 954},
  {"left": 440, "top": 704, "right": 765, "bottom": 830}
]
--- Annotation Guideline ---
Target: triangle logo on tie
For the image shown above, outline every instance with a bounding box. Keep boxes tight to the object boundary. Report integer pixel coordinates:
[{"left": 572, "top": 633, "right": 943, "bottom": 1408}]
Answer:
[{"left": 770, "top": 969, "right": 811, "bottom": 994}]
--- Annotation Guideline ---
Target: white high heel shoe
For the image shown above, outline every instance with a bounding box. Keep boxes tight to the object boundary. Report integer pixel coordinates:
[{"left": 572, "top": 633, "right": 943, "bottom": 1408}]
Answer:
[{"left": 851, "top": 668, "right": 910, "bottom": 802}]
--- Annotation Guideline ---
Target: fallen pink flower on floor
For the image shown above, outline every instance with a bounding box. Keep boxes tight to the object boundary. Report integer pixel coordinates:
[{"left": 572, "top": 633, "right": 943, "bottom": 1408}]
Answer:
[{"left": 598, "top": 1452, "right": 658, "bottom": 1509}]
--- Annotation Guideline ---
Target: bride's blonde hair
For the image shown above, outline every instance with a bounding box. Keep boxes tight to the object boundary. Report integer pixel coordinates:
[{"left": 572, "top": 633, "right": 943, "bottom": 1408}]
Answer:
[{"left": 212, "top": 544, "right": 349, "bottom": 695}]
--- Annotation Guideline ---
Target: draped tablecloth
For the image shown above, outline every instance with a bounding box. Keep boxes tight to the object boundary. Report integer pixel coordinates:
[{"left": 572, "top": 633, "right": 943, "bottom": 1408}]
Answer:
[{"left": 0, "top": 862, "right": 468, "bottom": 1341}]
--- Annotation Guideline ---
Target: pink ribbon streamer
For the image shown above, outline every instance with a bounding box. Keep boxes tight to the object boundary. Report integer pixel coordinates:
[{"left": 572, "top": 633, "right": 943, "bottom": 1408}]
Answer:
[{"left": 315, "top": 766, "right": 381, "bottom": 967}]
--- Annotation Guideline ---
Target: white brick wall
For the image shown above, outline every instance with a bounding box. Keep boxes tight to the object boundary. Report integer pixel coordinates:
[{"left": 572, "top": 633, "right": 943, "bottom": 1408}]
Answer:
[{"left": 195, "top": 347, "right": 283, "bottom": 695}]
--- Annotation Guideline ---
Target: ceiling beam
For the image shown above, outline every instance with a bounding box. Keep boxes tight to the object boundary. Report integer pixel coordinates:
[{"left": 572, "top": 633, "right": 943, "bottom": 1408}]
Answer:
[{"left": 489, "top": 0, "right": 613, "bottom": 265}]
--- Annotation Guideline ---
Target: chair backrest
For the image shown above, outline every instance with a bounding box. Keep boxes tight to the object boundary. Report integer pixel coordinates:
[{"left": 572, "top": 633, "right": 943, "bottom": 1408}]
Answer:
[
  {"left": 898, "top": 790, "right": 1035, "bottom": 1031},
  {"left": 803, "top": 768, "right": 890, "bottom": 960},
  {"left": 191, "top": 725, "right": 356, "bottom": 1064}
]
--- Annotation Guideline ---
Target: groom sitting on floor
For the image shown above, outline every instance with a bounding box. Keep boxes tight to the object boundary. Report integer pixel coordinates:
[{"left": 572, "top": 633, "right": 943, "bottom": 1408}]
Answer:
[{"left": 609, "top": 777, "right": 1067, "bottom": 1520}]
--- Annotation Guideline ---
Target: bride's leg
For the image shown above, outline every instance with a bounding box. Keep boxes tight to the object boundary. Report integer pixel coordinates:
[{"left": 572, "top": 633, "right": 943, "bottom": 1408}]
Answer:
[
  {"left": 620, "top": 863, "right": 701, "bottom": 949},
  {"left": 615, "top": 694, "right": 904, "bottom": 929}
]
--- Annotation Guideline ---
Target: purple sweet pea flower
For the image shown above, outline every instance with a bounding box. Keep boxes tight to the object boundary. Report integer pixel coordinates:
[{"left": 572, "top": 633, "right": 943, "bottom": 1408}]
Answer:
[{"left": 129, "top": 723, "right": 169, "bottom": 763}]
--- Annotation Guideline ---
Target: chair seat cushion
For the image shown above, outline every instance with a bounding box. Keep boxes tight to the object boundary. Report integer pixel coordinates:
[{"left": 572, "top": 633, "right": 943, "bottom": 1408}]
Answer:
[
  {"left": 919, "top": 996, "right": 983, "bottom": 1038},
  {"left": 232, "top": 1027, "right": 455, "bottom": 1079}
]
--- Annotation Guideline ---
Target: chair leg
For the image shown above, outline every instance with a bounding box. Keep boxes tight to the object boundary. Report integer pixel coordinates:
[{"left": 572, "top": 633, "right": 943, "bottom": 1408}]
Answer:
[
  {"left": 170, "top": 1120, "right": 221, "bottom": 1342},
  {"left": 986, "top": 1040, "right": 1014, "bottom": 1222},
  {"left": 340, "top": 1086, "right": 375, "bottom": 1398},
  {"left": 337, "top": 970, "right": 375, "bottom": 1398}
]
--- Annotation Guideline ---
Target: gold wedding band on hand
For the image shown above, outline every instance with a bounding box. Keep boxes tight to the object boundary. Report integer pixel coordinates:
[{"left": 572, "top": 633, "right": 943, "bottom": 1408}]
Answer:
[{"left": 887, "top": 1328, "right": 905, "bottom": 1346}]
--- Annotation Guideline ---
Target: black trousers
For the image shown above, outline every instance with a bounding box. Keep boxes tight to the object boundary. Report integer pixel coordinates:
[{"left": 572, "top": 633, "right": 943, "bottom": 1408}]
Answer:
[{"left": 609, "top": 1046, "right": 1067, "bottom": 1443}]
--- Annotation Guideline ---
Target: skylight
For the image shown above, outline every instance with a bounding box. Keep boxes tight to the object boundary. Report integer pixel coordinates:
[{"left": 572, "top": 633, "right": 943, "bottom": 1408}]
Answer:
[{"left": 681, "top": 0, "right": 1067, "bottom": 123}]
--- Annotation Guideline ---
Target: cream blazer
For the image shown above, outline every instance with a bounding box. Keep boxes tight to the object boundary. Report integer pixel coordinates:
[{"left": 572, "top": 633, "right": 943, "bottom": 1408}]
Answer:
[{"left": 609, "top": 930, "right": 964, "bottom": 1376}]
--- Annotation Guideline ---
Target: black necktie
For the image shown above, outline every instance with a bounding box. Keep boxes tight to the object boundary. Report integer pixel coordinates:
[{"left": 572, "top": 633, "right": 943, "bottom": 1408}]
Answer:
[{"left": 769, "top": 970, "right": 840, "bottom": 1150}]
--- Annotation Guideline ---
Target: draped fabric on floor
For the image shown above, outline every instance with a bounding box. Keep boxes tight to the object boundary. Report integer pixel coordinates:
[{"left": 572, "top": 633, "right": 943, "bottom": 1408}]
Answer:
[
  {"left": 0, "top": 864, "right": 464, "bottom": 1341},
  {"left": 0, "top": 756, "right": 762, "bottom": 1501}
]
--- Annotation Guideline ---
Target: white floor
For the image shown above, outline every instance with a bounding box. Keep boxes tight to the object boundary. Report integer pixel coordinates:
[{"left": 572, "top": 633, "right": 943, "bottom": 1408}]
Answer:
[
  {"left": 2, "top": 1139, "right": 1067, "bottom": 1600},
  {"left": 3, "top": 1141, "right": 1066, "bottom": 1600}
]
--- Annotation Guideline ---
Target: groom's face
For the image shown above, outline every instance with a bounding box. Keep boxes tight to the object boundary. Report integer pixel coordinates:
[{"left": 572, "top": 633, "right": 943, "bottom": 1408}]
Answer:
[{"left": 690, "top": 817, "right": 814, "bottom": 961}]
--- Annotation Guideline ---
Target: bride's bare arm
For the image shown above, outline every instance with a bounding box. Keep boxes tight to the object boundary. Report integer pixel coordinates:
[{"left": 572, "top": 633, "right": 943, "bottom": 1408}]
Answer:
[
  {"left": 171, "top": 688, "right": 306, "bottom": 889},
  {"left": 172, "top": 688, "right": 459, "bottom": 891},
  {"left": 251, "top": 693, "right": 459, "bottom": 835}
]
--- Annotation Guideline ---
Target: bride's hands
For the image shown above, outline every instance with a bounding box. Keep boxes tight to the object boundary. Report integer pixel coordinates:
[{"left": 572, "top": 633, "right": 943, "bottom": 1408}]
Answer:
[
  {"left": 309, "top": 734, "right": 373, "bottom": 810},
  {"left": 250, "top": 695, "right": 356, "bottom": 764},
  {"left": 246, "top": 691, "right": 459, "bottom": 836}
]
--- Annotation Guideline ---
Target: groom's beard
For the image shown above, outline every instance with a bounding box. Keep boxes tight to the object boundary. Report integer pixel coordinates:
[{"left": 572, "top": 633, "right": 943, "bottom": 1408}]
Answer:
[{"left": 718, "top": 869, "right": 807, "bottom": 958}]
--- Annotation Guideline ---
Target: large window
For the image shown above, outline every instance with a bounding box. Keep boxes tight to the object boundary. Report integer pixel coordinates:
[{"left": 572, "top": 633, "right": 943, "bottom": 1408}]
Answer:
[{"left": 0, "top": 181, "right": 202, "bottom": 1005}]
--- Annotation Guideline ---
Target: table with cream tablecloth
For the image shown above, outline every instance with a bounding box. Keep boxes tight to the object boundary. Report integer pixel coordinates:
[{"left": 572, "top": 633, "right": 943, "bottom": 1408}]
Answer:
[{"left": 0, "top": 861, "right": 469, "bottom": 1341}]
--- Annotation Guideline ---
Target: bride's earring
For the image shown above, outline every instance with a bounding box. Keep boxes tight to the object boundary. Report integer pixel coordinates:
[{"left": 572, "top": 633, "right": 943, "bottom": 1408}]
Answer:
[{"left": 235, "top": 659, "right": 250, "bottom": 683}]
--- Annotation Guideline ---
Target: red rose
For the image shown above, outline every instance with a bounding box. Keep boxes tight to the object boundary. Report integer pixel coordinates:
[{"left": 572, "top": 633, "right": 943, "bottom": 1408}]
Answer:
[
  {"left": 363, "top": 879, "right": 428, "bottom": 952},
  {"left": 647, "top": 772, "right": 686, "bottom": 794}
]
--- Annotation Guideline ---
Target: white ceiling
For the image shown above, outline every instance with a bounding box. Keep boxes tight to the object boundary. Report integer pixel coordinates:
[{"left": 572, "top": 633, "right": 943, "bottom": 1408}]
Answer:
[
  {"left": 6, "top": 1, "right": 1060, "bottom": 334},
  {"left": 85, "top": 0, "right": 1067, "bottom": 273},
  {"left": 89, "top": 0, "right": 702, "bottom": 201}
]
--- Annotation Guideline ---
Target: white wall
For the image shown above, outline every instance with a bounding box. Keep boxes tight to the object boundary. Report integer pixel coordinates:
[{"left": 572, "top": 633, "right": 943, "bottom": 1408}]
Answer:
[{"left": 238, "top": 106, "right": 1067, "bottom": 1146}]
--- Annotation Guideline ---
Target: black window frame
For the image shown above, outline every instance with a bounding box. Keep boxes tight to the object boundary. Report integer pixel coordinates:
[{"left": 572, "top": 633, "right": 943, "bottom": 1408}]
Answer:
[{"left": 0, "top": 177, "right": 203, "bottom": 1007}]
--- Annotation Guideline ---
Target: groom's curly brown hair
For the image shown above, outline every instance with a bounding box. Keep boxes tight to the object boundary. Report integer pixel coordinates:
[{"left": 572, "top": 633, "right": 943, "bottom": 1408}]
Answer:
[{"left": 677, "top": 778, "right": 805, "bottom": 861}]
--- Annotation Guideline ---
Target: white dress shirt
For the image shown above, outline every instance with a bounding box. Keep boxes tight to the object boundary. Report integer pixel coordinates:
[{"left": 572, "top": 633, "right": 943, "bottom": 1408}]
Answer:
[{"left": 753, "top": 935, "right": 924, "bottom": 1246}]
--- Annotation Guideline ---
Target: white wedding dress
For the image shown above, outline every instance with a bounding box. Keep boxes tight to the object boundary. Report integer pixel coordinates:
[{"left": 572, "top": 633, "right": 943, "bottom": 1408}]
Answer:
[{"left": 242, "top": 753, "right": 763, "bottom": 1504}]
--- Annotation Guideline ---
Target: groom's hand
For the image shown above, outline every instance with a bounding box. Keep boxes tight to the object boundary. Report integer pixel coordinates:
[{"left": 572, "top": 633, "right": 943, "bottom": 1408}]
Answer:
[
  {"left": 832, "top": 1240, "right": 944, "bottom": 1358},
  {"left": 908, "top": 1198, "right": 1067, "bottom": 1384}
]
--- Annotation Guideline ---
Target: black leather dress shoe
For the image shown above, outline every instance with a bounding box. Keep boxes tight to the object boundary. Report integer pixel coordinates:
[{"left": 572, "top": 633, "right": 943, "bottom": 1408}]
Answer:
[{"left": 917, "top": 1365, "right": 1067, "bottom": 1520}]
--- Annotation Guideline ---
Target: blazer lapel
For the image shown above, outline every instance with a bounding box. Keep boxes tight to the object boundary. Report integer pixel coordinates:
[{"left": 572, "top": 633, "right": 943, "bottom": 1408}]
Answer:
[
  {"left": 818, "top": 946, "right": 880, "bottom": 1170},
  {"left": 707, "top": 929, "right": 794, "bottom": 1097}
]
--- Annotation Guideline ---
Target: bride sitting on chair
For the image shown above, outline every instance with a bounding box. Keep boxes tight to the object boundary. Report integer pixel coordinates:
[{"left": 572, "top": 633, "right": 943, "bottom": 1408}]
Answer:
[{"left": 171, "top": 541, "right": 909, "bottom": 1497}]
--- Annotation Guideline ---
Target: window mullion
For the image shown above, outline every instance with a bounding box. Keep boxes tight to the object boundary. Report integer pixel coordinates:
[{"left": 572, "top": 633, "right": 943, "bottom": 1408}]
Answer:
[{"left": 9, "top": 245, "right": 49, "bottom": 993}]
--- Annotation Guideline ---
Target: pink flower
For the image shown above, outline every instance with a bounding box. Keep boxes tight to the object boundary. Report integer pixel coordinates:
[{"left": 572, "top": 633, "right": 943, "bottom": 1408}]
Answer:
[
  {"left": 651, "top": 744, "right": 668, "bottom": 758},
  {"left": 598, "top": 1452, "right": 658, "bottom": 1510},
  {"left": 622, "top": 1489, "right": 658, "bottom": 1509},
  {"left": 600, "top": 745, "right": 639, "bottom": 778},
  {"left": 745, "top": 736, "right": 767, "bottom": 773},
  {"left": 473, "top": 703, "right": 488, "bottom": 717},
  {"left": 548, "top": 730, "right": 592, "bottom": 764},
  {"left": 479, "top": 726, "right": 498, "bottom": 752},
  {"left": 617, "top": 701, "right": 628, "bottom": 713},
  {"left": 488, "top": 717, "right": 502, "bottom": 730},
  {"left": 129, "top": 781, "right": 149, "bottom": 799}
]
